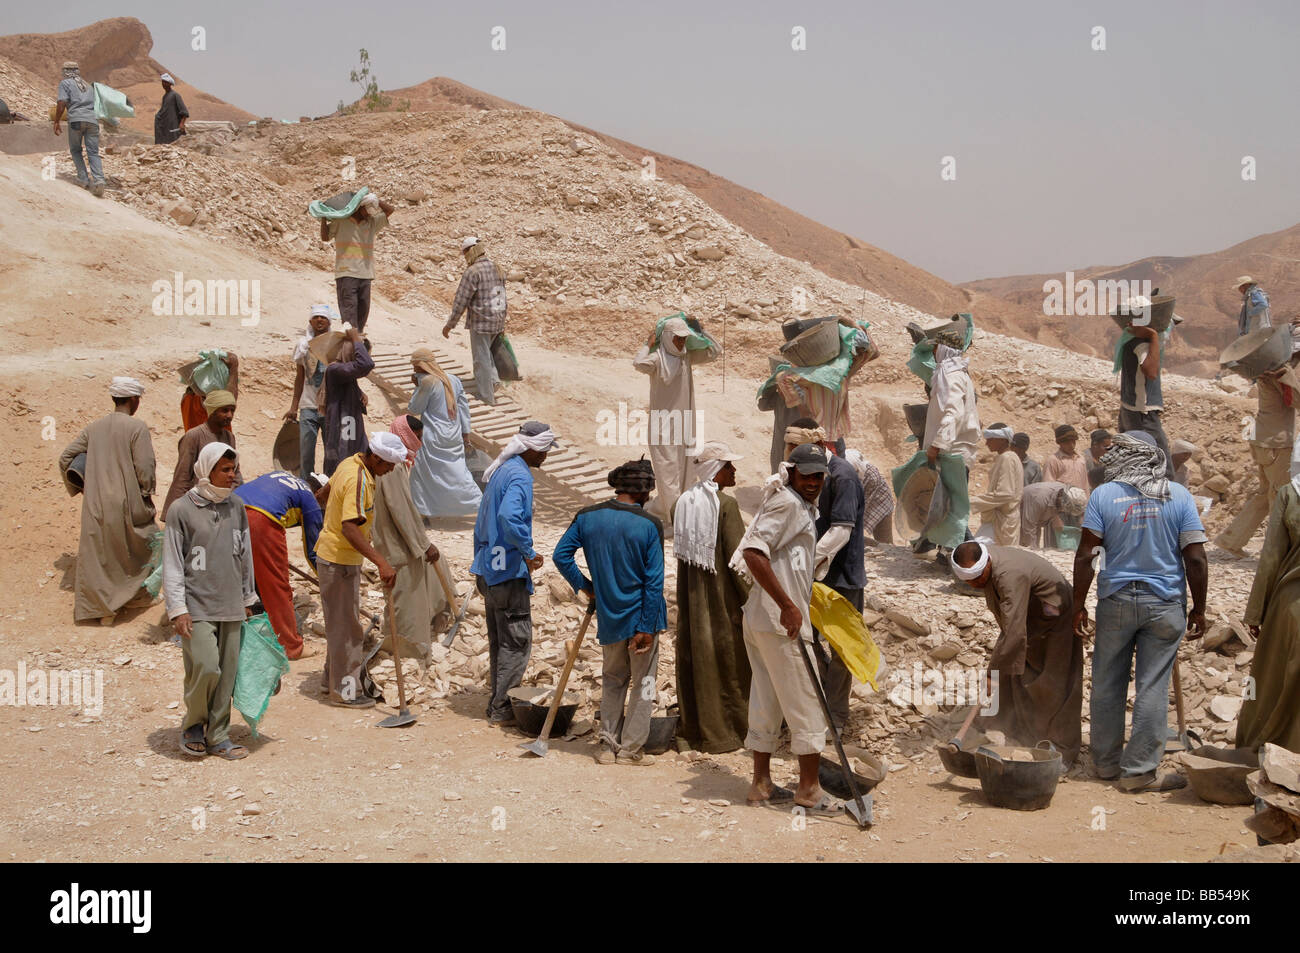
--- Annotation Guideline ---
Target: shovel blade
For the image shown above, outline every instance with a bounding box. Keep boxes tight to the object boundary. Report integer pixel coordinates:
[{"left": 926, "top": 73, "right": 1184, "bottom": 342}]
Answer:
[
  {"left": 844, "top": 794, "right": 874, "bottom": 829},
  {"left": 376, "top": 709, "right": 416, "bottom": 728},
  {"left": 519, "top": 738, "right": 549, "bottom": 758}
]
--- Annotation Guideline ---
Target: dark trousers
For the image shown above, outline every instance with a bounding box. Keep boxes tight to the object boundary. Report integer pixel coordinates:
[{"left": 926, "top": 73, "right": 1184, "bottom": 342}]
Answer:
[
  {"left": 813, "top": 585, "right": 863, "bottom": 736},
  {"left": 477, "top": 576, "right": 533, "bottom": 720},
  {"left": 335, "top": 276, "right": 372, "bottom": 332}
]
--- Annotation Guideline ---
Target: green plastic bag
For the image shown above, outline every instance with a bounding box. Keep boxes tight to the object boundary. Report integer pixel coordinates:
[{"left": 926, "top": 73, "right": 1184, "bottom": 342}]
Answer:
[
  {"left": 491, "top": 332, "right": 522, "bottom": 382},
  {"left": 188, "top": 349, "right": 231, "bottom": 394},
  {"left": 756, "top": 320, "right": 871, "bottom": 398},
  {"left": 142, "top": 530, "right": 165, "bottom": 598},
  {"left": 906, "top": 313, "right": 974, "bottom": 386},
  {"left": 650, "top": 312, "right": 717, "bottom": 354},
  {"left": 92, "top": 82, "right": 134, "bottom": 127},
  {"left": 232, "top": 613, "right": 289, "bottom": 738},
  {"left": 308, "top": 186, "right": 370, "bottom": 220},
  {"left": 891, "top": 450, "right": 970, "bottom": 550}
]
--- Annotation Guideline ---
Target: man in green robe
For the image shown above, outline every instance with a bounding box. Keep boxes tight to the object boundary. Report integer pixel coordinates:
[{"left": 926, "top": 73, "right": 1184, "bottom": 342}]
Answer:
[{"left": 671, "top": 440, "right": 751, "bottom": 753}]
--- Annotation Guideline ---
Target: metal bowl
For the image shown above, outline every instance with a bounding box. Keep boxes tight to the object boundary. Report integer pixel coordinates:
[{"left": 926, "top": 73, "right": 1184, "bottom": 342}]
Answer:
[
  {"left": 1220, "top": 324, "right": 1293, "bottom": 380},
  {"left": 508, "top": 686, "right": 578, "bottom": 737},
  {"left": 645, "top": 709, "right": 679, "bottom": 755},
  {"left": 975, "top": 742, "right": 1063, "bottom": 811},
  {"left": 1180, "top": 745, "right": 1258, "bottom": 805}
]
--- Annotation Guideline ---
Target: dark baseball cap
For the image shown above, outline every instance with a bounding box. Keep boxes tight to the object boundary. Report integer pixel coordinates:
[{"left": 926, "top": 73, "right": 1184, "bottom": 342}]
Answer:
[
  {"left": 788, "top": 443, "right": 829, "bottom": 475},
  {"left": 519, "top": 420, "right": 560, "bottom": 449}
]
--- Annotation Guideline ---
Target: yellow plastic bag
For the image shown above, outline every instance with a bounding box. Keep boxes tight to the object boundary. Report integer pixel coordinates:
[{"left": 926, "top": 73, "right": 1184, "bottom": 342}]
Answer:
[{"left": 809, "top": 583, "right": 883, "bottom": 690}]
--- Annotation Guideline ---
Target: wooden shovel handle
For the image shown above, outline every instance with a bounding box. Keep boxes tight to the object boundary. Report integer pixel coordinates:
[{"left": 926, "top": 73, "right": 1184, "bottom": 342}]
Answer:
[
  {"left": 387, "top": 602, "right": 408, "bottom": 711},
  {"left": 536, "top": 602, "right": 597, "bottom": 742},
  {"left": 432, "top": 555, "right": 460, "bottom": 616}
]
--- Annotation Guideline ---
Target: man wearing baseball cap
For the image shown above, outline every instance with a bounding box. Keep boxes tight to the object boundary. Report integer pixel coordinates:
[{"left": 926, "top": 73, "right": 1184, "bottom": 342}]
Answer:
[
  {"left": 443, "top": 236, "right": 508, "bottom": 405},
  {"left": 730, "top": 443, "right": 840, "bottom": 814}
]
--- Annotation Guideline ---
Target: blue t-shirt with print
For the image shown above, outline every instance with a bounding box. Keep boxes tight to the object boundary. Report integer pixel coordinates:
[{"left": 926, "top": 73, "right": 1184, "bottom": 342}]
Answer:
[{"left": 1082, "top": 481, "right": 1204, "bottom": 602}]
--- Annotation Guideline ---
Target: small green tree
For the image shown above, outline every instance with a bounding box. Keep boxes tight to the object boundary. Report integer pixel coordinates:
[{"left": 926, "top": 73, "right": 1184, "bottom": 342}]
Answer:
[{"left": 338, "top": 48, "right": 393, "bottom": 114}]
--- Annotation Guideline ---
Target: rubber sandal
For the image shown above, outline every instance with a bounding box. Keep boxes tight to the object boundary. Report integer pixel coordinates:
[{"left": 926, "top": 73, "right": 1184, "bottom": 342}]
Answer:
[
  {"left": 747, "top": 784, "right": 796, "bottom": 806},
  {"left": 793, "top": 794, "right": 844, "bottom": 817},
  {"left": 206, "top": 739, "right": 249, "bottom": 760},
  {"left": 180, "top": 725, "right": 207, "bottom": 757}
]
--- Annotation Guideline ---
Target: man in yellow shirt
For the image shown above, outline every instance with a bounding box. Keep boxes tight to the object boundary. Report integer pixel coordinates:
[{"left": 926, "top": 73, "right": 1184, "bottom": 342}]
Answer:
[{"left": 315, "top": 434, "right": 405, "bottom": 707}]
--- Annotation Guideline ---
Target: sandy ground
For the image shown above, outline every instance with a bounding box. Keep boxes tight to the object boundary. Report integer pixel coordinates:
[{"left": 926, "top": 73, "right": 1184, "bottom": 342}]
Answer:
[{"left": 0, "top": 153, "right": 1267, "bottom": 862}]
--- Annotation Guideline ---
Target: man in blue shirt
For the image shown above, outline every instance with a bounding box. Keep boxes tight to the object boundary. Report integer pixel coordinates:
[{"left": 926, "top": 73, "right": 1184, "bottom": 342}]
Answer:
[
  {"left": 53, "top": 62, "right": 105, "bottom": 195},
  {"left": 471, "top": 421, "right": 556, "bottom": 724},
  {"left": 554, "top": 459, "right": 667, "bottom": 766},
  {"left": 233, "top": 470, "right": 325, "bottom": 660},
  {"left": 1235, "top": 276, "right": 1271, "bottom": 337},
  {"left": 1072, "top": 432, "right": 1209, "bottom": 793}
]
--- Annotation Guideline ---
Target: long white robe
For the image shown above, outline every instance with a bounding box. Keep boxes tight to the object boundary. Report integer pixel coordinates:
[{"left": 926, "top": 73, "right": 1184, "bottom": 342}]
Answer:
[
  {"left": 971, "top": 449, "right": 1025, "bottom": 546},
  {"left": 58, "top": 409, "right": 158, "bottom": 621},
  {"left": 408, "top": 373, "right": 481, "bottom": 518},
  {"left": 633, "top": 336, "right": 718, "bottom": 525}
]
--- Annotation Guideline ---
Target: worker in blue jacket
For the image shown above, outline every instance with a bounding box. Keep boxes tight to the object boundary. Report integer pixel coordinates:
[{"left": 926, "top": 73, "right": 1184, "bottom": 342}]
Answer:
[
  {"left": 232, "top": 470, "right": 325, "bottom": 659},
  {"left": 554, "top": 458, "right": 668, "bottom": 766}
]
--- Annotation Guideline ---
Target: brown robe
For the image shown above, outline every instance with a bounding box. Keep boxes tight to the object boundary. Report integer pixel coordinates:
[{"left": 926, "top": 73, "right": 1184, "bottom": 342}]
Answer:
[
  {"left": 976, "top": 545, "right": 1083, "bottom": 767},
  {"left": 674, "top": 492, "right": 752, "bottom": 753},
  {"left": 372, "top": 465, "right": 447, "bottom": 658},
  {"left": 58, "top": 409, "right": 158, "bottom": 622},
  {"left": 162, "top": 423, "right": 242, "bottom": 520},
  {"left": 1237, "top": 484, "right": 1300, "bottom": 752}
]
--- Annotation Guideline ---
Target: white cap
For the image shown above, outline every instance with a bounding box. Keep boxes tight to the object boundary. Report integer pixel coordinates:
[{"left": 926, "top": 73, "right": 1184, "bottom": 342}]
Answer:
[
  {"left": 160, "top": 72, "right": 175, "bottom": 85},
  {"left": 460, "top": 236, "right": 479, "bottom": 251},
  {"left": 309, "top": 304, "right": 333, "bottom": 319}
]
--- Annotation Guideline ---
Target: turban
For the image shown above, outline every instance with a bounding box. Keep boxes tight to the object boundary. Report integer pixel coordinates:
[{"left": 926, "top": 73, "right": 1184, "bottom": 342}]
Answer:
[
  {"left": 368, "top": 431, "right": 408, "bottom": 464},
  {"left": 483, "top": 422, "right": 558, "bottom": 483},
  {"left": 982, "top": 425, "right": 1014, "bottom": 442},
  {"left": 309, "top": 303, "right": 333, "bottom": 320},
  {"left": 204, "top": 389, "right": 236, "bottom": 412},
  {"left": 410, "top": 347, "right": 456, "bottom": 417},
  {"left": 1054, "top": 424, "right": 1078, "bottom": 442},
  {"left": 1101, "top": 432, "right": 1169, "bottom": 500},
  {"left": 609, "top": 458, "right": 656, "bottom": 495},
  {"left": 950, "top": 541, "right": 990, "bottom": 581},
  {"left": 109, "top": 376, "right": 144, "bottom": 398},
  {"left": 160, "top": 72, "right": 175, "bottom": 85},
  {"left": 62, "top": 61, "right": 79, "bottom": 71},
  {"left": 1059, "top": 486, "right": 1088, "bottom": 517},
  {"left": 390, "top": 415, "right": 421, "bottom": 466},
  {"left": 460, "top": 236, "right": 479, "bottom": 251},
  {"left": 784, "top": 424, "right": 826, "bottom": 447}
]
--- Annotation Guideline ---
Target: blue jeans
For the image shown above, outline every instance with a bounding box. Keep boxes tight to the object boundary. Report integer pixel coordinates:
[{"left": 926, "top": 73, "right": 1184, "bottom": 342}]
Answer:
[
  {"left": 68, "top": 121, "right": 104, "bottom": 186},
  {"left": 1090, "top": 582, "right": 1185, "bottom": 779},
  {"left": 298, "top": 408, "right": 322, "bottom": 479}
]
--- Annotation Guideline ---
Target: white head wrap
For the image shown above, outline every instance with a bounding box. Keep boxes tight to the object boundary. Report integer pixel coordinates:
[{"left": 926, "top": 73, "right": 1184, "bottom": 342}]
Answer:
[
  {"left": 483, "top": 427, "right": 557, "bottom": 483},
  {"left": 460, "top": 235, "right": 479, "bottom": 251},
  {"left": 949, "top": 541, "right": 990, "bottom": 581},
  {"left": 368, "top": 431, "right": 408, "bottom": 464},
  {"left": 108, "top": 376, "right": 145, "bottom": 398},
  {"left": 309, "top": 304, "right": 333, "bottom": 320},
  {"left": 361, "top": 193, "right": 380, "bottom": 209},
  {"left": 982, "top": 426, "right": 1014, "bottom": 442},
  {"left": 192, "top": 442, "right": 237, "bottom": 503},
  {"left": 160, "top": 72, "right": 175, "bottom": 85}
]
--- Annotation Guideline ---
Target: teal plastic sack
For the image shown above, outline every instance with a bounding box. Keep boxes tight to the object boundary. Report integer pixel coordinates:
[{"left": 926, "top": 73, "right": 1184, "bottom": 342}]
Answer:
[
  {"left": 189, "top": 350, "right": 231, "bottom": 394},
  {"left": 891, "top": 450, "right": 970, "bottom": 549},
  {"left": 907, "top": 313, "right": 974, "bottom": 386},
  {"left": 756, "top": 321, "right": 871, "bottom": 398},
  {"left": 651, "top": 312, "right": 716, "bottom": 353},
  {"left": 92, "top": 82, "right": 135, "bottom": 127},
  {"left": 142, "top": 530, "right": 165, "bottom": 598},
  {"left": 308, "top": 186, "right": 370, "bottom": 220},
  {"left": 232, "top": 613, "right": 289, "bottom": 738}
]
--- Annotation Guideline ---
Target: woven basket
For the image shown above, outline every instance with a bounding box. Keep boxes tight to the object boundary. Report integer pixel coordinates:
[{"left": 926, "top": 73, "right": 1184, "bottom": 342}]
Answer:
[{"left": 780, "top": 319, "right": 842, "bottom": 366}]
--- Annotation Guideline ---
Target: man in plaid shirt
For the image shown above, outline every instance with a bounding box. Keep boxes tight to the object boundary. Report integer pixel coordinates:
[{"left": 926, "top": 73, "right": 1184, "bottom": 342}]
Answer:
[
  {"left": 442, "top": 236, "right": 507, "bottom": 405},
  {"left": 846, "top": 449, "right": 895, "bottom": 544}
]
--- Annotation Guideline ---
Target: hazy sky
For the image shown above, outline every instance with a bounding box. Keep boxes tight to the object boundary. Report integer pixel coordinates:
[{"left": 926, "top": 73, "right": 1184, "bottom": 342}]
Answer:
[{"left": 12, "top": 0, "right": 1300, "bottom": 282}]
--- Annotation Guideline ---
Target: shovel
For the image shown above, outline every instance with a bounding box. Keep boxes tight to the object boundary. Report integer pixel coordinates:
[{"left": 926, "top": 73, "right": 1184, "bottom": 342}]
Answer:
[
  {"left": 376, "top": 606, "right": 416, "bottom": 728},
  {"left": 433, "top": 557, "right": 472, "bottom": 648},
  {"left": 520, "top": 600, "right": 597, "bottom": 758},
  {"left": 794, "top": 637, "right": 872, "bottom": 828},
  {"left": 1168, "top": 659, "right": 1201, "bottom": 752}
]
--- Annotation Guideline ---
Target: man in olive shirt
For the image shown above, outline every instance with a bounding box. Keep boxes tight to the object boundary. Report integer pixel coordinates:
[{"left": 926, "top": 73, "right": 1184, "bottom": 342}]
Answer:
[{"left": 321, "top": 191, "right": 395, "bottom": 332}]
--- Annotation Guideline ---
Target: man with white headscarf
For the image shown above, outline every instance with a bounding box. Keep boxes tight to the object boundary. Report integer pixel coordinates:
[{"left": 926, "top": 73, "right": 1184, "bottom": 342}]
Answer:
[
  {"left": 163, "top": 442, "right": 257, "bottom": 759},
  {"left": 442, "top": 236, "right": 508, "bottom": 405},
  {"left": 672, "top": 440, "right": 751, "bottom": 753},
  {"left": 321, "top": 190, "right": 394, "bottom": 332},
  {"left": 1073, "top": 431, "right": 1208, "bottom": 793},
  {"left": 59, "top": 377, "right": 159, "bottom": 625},
  {"left": 471, "top": 421, "right": 557, "bottom": 723},
  {"left": 950, "top": 541, "right": 1083, "bottom": 767},
  {"left": 53, "top": 61, "right": 105, "bottom": 195},
  {"left": 314, "top": 434, "right": 403, "bottom": 708},
  {"left": 285, "top": 304, "right": 333, "bottom": 479},
  {"left": 1019, "top": 482, "right": 1088, "bottom": 549},
  {"left": 154, "top": 72, "right": 189, "bottom": 145},
  {"left": 634, "top": 316, "right": 719, "bottom": 530},
  {"left": 969, "top": 423, "right": 1023, "bottom": 546}
]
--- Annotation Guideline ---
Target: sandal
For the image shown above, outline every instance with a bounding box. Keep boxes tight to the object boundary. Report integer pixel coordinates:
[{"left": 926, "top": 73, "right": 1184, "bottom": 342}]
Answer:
[
  {"left": 180, "top": 725, "right": 207, "bottom": 757},
  {"left": 793, "top": 794, "right": 844, "bottom": 817},
  {"left": 747, "top": 783, "right": 796, "bottom": 806},
  {"left": 205, "top": 739, "right": 249, "bottom": 761}
]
